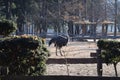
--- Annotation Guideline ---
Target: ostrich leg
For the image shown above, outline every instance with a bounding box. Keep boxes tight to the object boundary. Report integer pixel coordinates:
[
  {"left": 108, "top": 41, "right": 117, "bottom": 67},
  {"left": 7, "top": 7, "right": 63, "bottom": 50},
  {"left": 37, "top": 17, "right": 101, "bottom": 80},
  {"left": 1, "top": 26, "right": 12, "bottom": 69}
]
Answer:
[
  {"left": 59, "top": 48, "right": 63, "bottom": 56},
  {"left": 56, "top": 46, "right": 58, "bottom": 56}
]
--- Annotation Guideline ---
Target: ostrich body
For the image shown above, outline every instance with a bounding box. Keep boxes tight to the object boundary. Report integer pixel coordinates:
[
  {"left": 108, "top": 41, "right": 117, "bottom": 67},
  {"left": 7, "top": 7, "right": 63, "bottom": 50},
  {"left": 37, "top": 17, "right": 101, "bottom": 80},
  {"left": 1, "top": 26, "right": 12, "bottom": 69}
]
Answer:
[{"left": 49, "top": 35, "right": 69, "bottom": 56}]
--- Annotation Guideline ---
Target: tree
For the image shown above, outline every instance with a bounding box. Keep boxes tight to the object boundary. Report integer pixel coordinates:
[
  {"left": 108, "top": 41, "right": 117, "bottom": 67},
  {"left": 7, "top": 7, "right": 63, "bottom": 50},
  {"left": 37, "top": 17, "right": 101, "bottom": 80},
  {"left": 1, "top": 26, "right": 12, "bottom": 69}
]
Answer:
[{"left": 1, "top": 0, "right": 119, "bottom": 37}]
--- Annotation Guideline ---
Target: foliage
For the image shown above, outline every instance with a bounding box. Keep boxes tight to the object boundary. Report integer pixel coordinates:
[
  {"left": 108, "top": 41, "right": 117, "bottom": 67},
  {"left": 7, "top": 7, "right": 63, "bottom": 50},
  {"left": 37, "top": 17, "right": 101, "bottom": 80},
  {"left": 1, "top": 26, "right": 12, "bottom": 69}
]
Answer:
[
  {"left": 0, "top": 19, "right": 17, "bottom": 36},
  {"left": 0, "top": 35, "right": 50, "bottom": 76},
  {"left": 97, "top": 39, "right": 120, "bottom": 65},
  {"left": 0, "top": 0, "right": 106, "bottom": 34}
]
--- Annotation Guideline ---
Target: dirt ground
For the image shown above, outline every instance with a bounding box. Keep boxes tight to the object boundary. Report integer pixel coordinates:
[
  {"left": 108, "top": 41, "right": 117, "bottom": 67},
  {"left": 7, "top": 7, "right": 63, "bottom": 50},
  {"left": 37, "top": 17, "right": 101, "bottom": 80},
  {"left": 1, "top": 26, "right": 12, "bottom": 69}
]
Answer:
[{"left": 45, "top": 39, "right": 120, "bottom": 77}]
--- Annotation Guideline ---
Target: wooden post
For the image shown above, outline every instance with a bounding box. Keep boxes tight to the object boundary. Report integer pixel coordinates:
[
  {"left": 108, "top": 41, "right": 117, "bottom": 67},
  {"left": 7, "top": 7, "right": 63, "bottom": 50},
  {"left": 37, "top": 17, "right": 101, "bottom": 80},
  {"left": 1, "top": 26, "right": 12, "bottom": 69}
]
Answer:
[
  {"left": 102, "top": 24, "right": 105, "bottom": 36},
  {"left": 105, "top": 24, "right": 108, "bottom": 37},
  {"left": 97, "top": 49, "right": 103, "bottom": 77},
  {"left": 94, "top": 24, "right": 96, "bottom": 42}
]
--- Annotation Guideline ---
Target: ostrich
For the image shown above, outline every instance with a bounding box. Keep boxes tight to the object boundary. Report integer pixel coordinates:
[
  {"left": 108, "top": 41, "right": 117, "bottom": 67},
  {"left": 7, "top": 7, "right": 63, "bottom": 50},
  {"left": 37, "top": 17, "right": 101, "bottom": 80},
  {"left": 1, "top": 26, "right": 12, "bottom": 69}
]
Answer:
[{"left": 49, "top": 35, "right": 69, "bottom": 56}]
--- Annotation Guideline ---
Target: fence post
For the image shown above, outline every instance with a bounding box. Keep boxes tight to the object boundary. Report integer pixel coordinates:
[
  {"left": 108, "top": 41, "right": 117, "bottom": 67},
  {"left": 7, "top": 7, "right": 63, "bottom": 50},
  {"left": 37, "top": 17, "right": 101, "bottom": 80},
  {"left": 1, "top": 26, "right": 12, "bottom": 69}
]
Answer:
[{"left": 97, "top": 49, "right": 103, "bottom": 77}]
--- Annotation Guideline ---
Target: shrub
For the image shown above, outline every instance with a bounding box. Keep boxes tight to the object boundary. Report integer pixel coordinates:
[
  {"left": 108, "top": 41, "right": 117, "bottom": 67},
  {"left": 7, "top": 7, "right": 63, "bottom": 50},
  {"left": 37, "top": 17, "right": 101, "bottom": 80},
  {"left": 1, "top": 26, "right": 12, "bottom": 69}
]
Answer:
[
  {"left": 0, "top": 35, "right": 50, "bottom": 76},
  {"left": 97, "top": 39, "right": 120, "bottom": 77},
  {"left": 0, "top": 19, "right": 17, "bottom": 36}
]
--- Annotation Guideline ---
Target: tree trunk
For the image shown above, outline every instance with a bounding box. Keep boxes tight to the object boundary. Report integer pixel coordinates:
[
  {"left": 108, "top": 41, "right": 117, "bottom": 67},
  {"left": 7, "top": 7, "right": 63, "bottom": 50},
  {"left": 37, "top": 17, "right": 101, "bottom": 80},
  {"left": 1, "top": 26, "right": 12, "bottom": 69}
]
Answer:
[
  {"left": 113, "top": 63, "right": 118, "bottom": 77},
  {"left": 75, "top": 24, "right": 80, "bottom": 35},
  {"left": 68, "top": 21, "right": 73, "bottom": 37},
  {"left": 97, "top": 49, "right": 103, "bottom": 77},
  {"left": 57, "top": 21, "right": 61, "bottom": 33},
  {"left": 6, "top": 0, "right": 11, "bottom": 19},
  {"left": 114, "top": 0, "right": 118, "bottom": 37},
  {"left": 41, "top": 0, "right": 47, "bottom": 38},
  {"left": 16, "top": 20, "right": 23, "bottom": 35}
]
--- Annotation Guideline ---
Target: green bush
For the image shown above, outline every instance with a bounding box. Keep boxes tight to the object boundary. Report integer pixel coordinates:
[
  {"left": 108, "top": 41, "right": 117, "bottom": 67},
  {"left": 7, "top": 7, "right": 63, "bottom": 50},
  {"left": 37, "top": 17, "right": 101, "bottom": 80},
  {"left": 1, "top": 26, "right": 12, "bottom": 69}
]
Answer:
[
  {"left": 97, "top": 39, "right": 120, "bottom": 77},
  {"left": 97, "top": 39, "right": 120, "bottom": 65},
  {"left": 0, "top": 35, "right": 50, "bottom": 76},
  {"left": 97, "top": 39, "right": 120, "bottom": 50},
  {"left": 0, "top": 19, "right": 17, "bottom": 36}
]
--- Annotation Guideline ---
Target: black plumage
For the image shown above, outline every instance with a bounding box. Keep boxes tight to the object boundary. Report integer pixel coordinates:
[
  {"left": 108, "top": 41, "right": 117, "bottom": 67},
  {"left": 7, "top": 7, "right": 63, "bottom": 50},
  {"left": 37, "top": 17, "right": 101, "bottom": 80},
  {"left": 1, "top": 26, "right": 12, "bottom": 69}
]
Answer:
[{"left": 49, "top": 35, "right": 69, "bottom": 56}]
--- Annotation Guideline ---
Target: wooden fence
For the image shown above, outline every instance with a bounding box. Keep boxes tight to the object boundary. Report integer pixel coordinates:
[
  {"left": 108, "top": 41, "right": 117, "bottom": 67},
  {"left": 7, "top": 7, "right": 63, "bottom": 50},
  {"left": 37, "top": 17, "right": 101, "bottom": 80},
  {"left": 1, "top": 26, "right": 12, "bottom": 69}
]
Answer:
[
  {"left": 1, "top": 76, "right": 120, "bottom": 80},
  {"left": 0, "top": 49, "right": 119, "bottom": 79}
]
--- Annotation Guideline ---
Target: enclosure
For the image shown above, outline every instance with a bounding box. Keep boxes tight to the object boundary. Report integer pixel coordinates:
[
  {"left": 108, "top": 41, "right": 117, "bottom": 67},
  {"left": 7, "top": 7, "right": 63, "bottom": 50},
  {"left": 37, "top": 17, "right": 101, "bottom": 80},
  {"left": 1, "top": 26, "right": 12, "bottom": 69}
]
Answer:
[{"left": 1, "top": 0, "right": 120, "bottom": 79}]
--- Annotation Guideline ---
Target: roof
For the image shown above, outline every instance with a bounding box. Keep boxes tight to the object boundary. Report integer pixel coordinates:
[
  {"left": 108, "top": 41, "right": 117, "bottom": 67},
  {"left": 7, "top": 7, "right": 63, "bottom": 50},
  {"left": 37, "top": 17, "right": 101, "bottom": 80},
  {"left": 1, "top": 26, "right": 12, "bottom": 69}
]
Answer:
[
  {"left": 74, "top": 20, "right": 96, "bottom": 25},
  {"left": 101, "top": 20, "right": 114, "bottom": 24}
]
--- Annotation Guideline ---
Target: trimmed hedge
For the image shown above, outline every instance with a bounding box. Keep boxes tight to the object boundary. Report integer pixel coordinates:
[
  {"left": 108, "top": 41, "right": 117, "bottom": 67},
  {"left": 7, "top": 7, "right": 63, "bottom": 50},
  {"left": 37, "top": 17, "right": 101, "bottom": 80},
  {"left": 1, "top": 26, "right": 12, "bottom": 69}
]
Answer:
[
  {"left": 97, "top": 39, "right": 120, "bottom": 77},
  {"left": 97, "top": 39, "right": 120, "bottom": 65},
  {"left": 0, "top": 19, "right": 17, "bottom": 36},
  {"left": 0, "top": 35, "right": 50, "bottom": 76}
]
